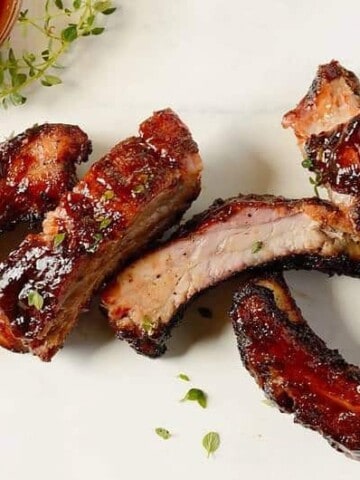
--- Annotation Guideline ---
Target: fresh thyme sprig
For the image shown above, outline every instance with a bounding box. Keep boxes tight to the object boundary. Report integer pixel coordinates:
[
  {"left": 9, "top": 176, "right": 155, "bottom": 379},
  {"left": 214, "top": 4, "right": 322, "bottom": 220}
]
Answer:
[{"left": 0, "top": 0, "right": 116, "bottom": 108}]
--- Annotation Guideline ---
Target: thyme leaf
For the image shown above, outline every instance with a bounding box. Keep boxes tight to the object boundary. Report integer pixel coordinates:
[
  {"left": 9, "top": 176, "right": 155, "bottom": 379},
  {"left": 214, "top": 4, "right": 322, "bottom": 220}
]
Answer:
[
  {"left": 202, "top": 432, "right": 220, "bottom": 458},
  {"left": 181, "top": 388, "right": 207, "bottom": 408},
  {"left": 251, "top": 241, "right": 263, "bottom": 254},
  {"left": 27, "top": 290, "right": 44, "bottom": 311},
  {"left": 155, "top": 428, "right": 171, "bottom": 440}
]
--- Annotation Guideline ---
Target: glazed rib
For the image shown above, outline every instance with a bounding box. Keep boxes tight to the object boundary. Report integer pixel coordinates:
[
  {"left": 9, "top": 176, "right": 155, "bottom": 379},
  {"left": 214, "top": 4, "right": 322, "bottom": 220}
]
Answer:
[
  {"left": 101, "top": 194, "right": 360, "bottom": 358},
  {"left": 283, "top": 60, "right": 360, "bottom": 229},
  {"left": 0, "top": 123, "right": 91, "bottom": 232},
  {"left": 0, "top": 109, "right": 202, "bottom": 360},
  {"left": 230, "top": 272, "right": 360, "bottom": 459}
]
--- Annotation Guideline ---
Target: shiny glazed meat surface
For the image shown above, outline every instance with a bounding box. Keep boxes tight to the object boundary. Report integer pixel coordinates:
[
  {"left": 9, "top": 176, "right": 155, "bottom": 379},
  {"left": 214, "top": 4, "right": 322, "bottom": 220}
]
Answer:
[
  {"left": 0, "top": 109, "right": 202, "bottom": 360},
  {"left": 283, "top": 60, "right": 360, "bottom": 230},
  {"left": 0, "top": 123, "right": 91, "bottom": 231},
  {"left": 231, "top": 273, "right": 360, "bottom": 459}
]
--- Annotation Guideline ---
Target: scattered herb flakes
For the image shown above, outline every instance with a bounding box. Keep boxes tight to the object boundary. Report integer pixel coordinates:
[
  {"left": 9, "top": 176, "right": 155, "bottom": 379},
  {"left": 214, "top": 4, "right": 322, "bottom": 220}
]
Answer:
[
  {"left": 94, "top": 233, "right": 103, "bottom": 243},
  {"left": 178, "top": 373, "right": 190, "bottom": 382},
  {"left": 101, "top": 190, "right": 115, "bottom": 202},
  {"left": 197, "top": 306, "right": 213, "bottom": 319},
  {"left": 54, "top": 232, "right": 66, "bottom": 248},
  {"left": 142, "top": 315, "right": 156, "bottom": 335},
  {"left": 251, "top": 241, "right": 263, "bottom": 254},
  {"left": 96, "top": 216, "right": 112, "bottom": 230},
  {"left": 132, "top": 184, "right": 146, "bottom": 196},
  {"left": 27, "top": 290, "right": 44, "bottom": 311},
  {"left": 181, "top": 388, "right": 207, "bottom": 408},
  {"left": 202, "top": 432, "right": 220, "bottom": 458},
  {"left": 87, "top": 233, "right": 103, "bottom": 253},
  {"left": 155, "top": 428, "right": 171, "bottom": 440},
  {"left": 301, "top": 157, "right": 313, "bottom": 170}
]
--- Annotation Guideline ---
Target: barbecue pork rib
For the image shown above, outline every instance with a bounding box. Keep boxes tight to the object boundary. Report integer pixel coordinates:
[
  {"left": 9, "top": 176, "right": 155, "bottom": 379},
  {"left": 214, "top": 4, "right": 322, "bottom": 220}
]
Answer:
[
  {"left": 102, "top": 194, "right": 360, "bottom": 358},
  {"left": 283, "top": 60, "right": 360, "bottom": 229},
  {"left": 0, "top": 123, "right": 91, "bottom": 232},
  {"left": 230, "top": 272, "right": 360, "bottom": 460},
  {"left": 0, "top": 109, "right": 202, "bottom": 360}
]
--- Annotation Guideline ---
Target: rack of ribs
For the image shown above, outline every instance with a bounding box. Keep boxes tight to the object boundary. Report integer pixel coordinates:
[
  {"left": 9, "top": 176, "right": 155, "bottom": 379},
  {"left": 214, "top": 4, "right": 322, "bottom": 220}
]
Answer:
[
  {"left": 0, "top": 123, "right": 91, "bottom": 232},
  {"left": 0, "top": 109, "right": 202, "bottom": 360},
  {"left": 230, "top": 272, "right": 360, "bottom": 459}
]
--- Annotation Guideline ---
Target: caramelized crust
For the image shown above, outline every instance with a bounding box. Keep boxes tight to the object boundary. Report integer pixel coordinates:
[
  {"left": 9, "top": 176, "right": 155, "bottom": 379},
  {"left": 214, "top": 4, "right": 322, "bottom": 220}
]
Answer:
[
  {"left": 102, "top": 194, "right": 360, "bottom": 358},
  {"left": 0, "top": 123, "right": 91, "bottom": 231},
  {"left": 0, "top": 109, "right": 202, "bottom": 360},
  {"left": 305, "top": 114, "right": 360, "bottom": 197},
  {"left": 283, "top": 60, "right": 360, "bottom": 230},
  {"left": 231, "top": 273, "right": 360, "bottom": 459},
  {"left": 282, "top": 60, "right": 360, "bottom": 143}
]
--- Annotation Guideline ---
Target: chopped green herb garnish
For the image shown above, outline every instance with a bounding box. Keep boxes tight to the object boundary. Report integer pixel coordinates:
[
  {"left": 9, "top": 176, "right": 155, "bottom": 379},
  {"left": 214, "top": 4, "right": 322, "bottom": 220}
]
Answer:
[
  {"left": 54, "top": 233, "right": 66, "bottom": 248},
  {"left": 132, "top": 184, "right": 146, "bottom": 195},
  {"left": 27, "top": 290, "right": 44, "bottom": 311},
  {"left": 155, "top": 428, "right": 171, "bottom": 440},
  {"left": 251, "top": 241, "right": 264, "bottom": 254},
  {"left": 97, "top": 217, "right": 112, "bottom": 230},
  {"left": 86, "top": 233, "right": 103, "bottom": 253},
  {"left": 178, "top": 373, "right": 190, "bottom": 382},
  {"left": 197, "top": 307, "right": 213, "bottom": 319},
  {"left": 102, "top": 190, "right": 115, "bottom": 201},
  {"left": 301, "top": 157, "right": 313, "bottom": 170},
  {"left": 181, "top": 388, "right": 207, "bottom": 408},
  {"left": 142, "top": 315, "right": 156, "bottom": 335},
  {"left": 202, "top": 432, "right": 220, "bottom": 458}
]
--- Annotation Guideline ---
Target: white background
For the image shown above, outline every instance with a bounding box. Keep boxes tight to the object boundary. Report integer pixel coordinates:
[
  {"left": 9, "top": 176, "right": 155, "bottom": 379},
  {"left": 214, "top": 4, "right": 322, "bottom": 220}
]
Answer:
[{"left": 1, "top": 1, "right": 360, "bottom": 479}]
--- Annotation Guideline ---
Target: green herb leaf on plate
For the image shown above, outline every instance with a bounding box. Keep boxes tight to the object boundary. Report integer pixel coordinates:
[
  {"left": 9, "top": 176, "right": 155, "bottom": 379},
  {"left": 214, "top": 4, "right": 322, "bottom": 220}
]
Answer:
[
  {"left": 155, "top": 428, "right": 171, "bottom": 440},
  {"left": 178, "top": 373, "right": 190, "bottom": 382},
  {"left": 202, "top": 432, "right": 220, "bottom": 458},
  {"left": 181, "top": 388, "right": 207, "bottom": 408}
]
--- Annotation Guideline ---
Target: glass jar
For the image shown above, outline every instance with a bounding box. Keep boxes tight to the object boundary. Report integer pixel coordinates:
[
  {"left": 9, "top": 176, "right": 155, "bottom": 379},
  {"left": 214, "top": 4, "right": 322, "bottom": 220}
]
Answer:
[{"left": 0, "top": 0, "right": 21, "bottom": 46}]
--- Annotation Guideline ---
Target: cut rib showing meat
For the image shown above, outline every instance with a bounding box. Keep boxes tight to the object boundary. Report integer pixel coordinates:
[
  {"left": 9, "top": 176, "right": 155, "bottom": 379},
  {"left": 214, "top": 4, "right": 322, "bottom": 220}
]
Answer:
[
  {"left": 283, "top": 60, "right": 360, "bottom": 143},
  {"left": 0, "top": 109, "right": 202, "bottom": 360},
  {"left": 101, "top": 194, "right": 360, "bottom": 358},
  {"left": 283, "top": 61, "right": 360, "bottom": 230},
  {"left": 230, "top": 272, "right": 360, "bottom": 460},
  {"left": 0, "top": 123, "right": 91, "bottom": 232}
]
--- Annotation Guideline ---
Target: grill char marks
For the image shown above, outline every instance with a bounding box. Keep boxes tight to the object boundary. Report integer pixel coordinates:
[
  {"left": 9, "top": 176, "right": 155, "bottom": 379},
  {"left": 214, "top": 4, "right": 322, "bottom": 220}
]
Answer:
[
  {"left": 101, "top": 194, "right": 360, "bottom": 358},
  {"left": 230, "top": 273, "right": 360, "bottom": 459},
  {"left": 0, "top": 123, "right": 91, "bottom": 232},
  {"left": 0, "top": 109, "right": 202, "bottom": 360}
]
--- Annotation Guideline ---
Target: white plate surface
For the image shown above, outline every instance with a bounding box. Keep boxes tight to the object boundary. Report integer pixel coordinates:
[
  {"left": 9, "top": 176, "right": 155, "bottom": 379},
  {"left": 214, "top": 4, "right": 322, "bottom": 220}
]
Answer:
[{"left": 1, "top": 1, "right": 360, "bottom": 479}]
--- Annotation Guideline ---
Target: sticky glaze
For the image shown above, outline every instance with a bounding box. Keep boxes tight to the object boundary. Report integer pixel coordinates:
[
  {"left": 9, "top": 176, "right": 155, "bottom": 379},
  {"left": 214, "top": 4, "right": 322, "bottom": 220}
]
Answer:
[{"left": 0, "top": 123, "right": 91, "bottom": 231}]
